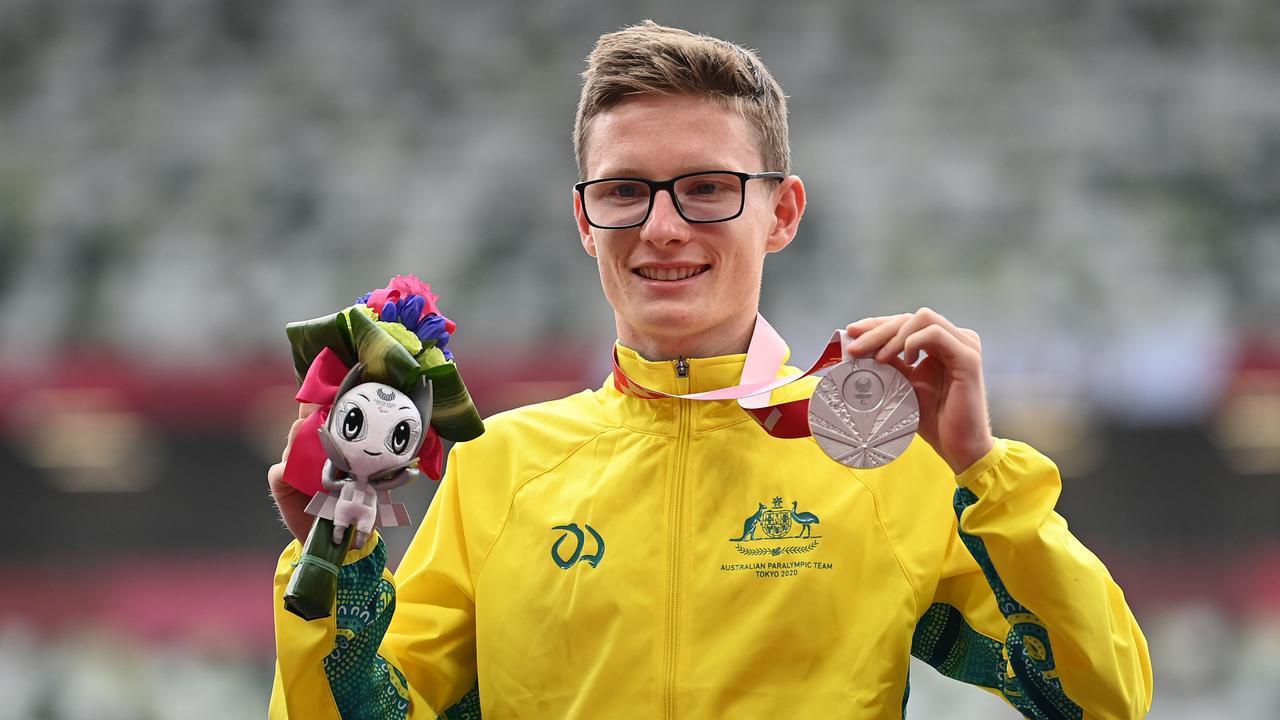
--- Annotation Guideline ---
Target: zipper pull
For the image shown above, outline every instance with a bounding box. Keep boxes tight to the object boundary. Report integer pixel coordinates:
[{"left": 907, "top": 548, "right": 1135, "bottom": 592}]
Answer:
[{"left": 675, "top": 357, "right": 689, "bottom": 378}]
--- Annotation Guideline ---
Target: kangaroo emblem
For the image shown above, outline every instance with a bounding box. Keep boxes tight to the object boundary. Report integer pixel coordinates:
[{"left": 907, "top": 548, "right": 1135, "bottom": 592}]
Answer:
[{"left": 730, "top": 503, "right": 766, "bottom": 541}]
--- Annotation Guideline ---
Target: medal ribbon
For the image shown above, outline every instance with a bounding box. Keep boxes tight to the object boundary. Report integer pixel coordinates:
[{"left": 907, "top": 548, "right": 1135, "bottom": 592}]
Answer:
[{"left": 611, "top": 314, "right": 849, "bottom": 439}]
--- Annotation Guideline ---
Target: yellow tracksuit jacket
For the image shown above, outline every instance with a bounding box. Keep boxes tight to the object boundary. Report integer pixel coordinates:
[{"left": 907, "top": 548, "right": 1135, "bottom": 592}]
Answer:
[{"left": 270, "top": 345, "right": 1153, "bottom": 719}]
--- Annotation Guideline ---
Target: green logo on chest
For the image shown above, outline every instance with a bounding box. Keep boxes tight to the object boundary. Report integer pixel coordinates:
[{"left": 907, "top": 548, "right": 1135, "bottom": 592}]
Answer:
[{"left": 551, "top": 523, "right": 605, "bottom": 569}]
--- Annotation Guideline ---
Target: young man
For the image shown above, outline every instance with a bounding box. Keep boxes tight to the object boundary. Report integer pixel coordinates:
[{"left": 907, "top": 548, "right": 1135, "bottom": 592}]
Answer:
[{"left": 269, "top": 22, "right": 1153, "bottom": 719}]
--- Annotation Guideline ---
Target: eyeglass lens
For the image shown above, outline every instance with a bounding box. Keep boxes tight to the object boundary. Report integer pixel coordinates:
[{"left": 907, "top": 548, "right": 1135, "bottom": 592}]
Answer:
[{"left": 583, "top": 173, "right": 744, "bottom": 228}]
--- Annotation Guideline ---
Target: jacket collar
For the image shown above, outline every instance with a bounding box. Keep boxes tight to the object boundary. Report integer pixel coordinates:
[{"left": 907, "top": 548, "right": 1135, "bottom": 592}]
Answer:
[{"left": 604, "top": 342, "right": 797, "bottom": 435}]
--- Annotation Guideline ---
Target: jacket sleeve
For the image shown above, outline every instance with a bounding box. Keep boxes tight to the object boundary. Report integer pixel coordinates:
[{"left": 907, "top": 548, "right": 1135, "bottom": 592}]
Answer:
[
  {"left": 268, "top": 449, "right": 482, "bottom": 719},
  {"left": 909, "top": 439, "right": 1153, "bottom": 720}
]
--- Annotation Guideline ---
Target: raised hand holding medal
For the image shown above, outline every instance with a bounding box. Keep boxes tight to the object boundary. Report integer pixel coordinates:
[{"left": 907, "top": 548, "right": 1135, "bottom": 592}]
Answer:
[{"left": 845, "top": 307, "right": 995, "bottom": 475}]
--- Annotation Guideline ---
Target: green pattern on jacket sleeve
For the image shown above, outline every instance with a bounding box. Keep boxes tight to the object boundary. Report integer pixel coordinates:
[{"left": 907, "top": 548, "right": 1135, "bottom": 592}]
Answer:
[
  {"left": 323, "top": 538, "right": 409, "bottom": 720},
  {"left": 934, "top": 486, "right": 1084, "bottom": 720},
  {"left": 321, "top": 538, "right": 483, "bottom": 719},
  {"left": 911, "top": 602, "right": 1005, "bottom": 689}
]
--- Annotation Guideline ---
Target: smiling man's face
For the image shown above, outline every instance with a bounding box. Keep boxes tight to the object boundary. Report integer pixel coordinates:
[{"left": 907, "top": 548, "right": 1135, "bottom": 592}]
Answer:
[{"left": 573, "top": 93, "right": 805, "bottom": 360}]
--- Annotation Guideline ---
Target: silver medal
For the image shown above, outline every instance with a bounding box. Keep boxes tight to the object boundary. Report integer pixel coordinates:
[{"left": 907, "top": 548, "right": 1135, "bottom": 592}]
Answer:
[{"left": 808, "top": 358, "right": 919, "bottom": 468}]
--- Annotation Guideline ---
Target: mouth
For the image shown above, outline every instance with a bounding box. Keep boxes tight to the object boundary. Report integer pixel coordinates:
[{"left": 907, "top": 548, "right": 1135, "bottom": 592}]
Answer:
[
  {"left": 362, "top": 449, "right": 382, "bottom": 456},
  {"left": 633, "top": 265, "right": 711, "bottom": 282}
]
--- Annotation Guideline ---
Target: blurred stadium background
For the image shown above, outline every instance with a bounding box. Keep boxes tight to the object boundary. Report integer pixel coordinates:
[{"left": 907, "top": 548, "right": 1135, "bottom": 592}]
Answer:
[{"left": 1, "top": 1, "right": 1278, "bottom": 717}]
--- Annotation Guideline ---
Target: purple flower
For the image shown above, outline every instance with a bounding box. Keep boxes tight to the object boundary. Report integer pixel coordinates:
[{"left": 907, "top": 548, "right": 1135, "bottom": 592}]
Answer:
[
  {"left": 398, "top": 295, "right": 426, "bottom": 332},
  {"left": 416, "top": 313, "right": 450, "bottom": 347}
]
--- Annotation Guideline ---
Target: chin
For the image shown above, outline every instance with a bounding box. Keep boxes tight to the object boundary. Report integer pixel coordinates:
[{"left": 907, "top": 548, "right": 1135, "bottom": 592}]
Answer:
[{"left": 628, "top": 307, "right": 723, "bottom": 345}]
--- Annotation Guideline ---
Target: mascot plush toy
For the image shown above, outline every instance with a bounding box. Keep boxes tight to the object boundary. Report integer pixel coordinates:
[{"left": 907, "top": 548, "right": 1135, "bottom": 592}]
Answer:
[
  {"left": 281, "top": 275, "right": 483, "bottom": 621},
  {"left": 309, "top": 362, "right": 432, "bottom": 549}
]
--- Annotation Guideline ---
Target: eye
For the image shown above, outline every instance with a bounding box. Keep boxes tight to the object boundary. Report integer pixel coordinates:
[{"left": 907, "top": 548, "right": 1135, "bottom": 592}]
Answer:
[
  {"left": 388, "top": 420, "right": 416, "bottom": 454},
  {"left": 675, "top": 173, "right": 739, "bottom": 205},
  {"left": 341, "top": 406, "right": 364, "bottom": 440},
  {"left": 684, "top": 180, "right": 733, "bottom": 201},
  {"left": 602, "top": 181, "right": 647, "bottom": 202}
]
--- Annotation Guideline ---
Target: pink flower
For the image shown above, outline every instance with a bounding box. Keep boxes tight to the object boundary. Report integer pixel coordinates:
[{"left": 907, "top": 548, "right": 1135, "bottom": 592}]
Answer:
[
  {"left": 365, "top": 275, "right": 439, "bottom": 316},
  {"left": 362, "top": 275, "right": 456, "bottom": 334}
]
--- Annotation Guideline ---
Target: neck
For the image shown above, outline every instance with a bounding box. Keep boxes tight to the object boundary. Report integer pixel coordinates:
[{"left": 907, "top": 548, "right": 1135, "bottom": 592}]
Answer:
[{"left": 616, "top": 313, "right": 757, "bottom": 361}]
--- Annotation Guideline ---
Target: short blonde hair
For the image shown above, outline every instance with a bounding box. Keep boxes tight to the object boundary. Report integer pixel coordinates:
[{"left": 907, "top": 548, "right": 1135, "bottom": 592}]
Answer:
[{"left": 574, "top": 21, "right": 790, "bottom": 179}]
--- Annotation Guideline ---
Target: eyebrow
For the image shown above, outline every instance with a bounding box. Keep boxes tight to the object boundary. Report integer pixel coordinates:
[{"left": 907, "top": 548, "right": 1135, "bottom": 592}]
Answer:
[
  {"left": 398, "top": 405, "right": 412, "bottom": 411},
  {"left": 357, "top": 393, "right": 370, "bottom": 401}
]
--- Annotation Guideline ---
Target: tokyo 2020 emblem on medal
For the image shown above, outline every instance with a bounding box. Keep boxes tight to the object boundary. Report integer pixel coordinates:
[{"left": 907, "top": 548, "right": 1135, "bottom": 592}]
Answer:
[{"left": 808, "top": 358, "right": 920, "bottom": 468}]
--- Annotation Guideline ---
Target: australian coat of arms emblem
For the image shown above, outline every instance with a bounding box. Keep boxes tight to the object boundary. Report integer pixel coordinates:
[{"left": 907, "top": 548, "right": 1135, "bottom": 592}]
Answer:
[{"left": 730, "top": 497, "right": 821, "bottom": 556}]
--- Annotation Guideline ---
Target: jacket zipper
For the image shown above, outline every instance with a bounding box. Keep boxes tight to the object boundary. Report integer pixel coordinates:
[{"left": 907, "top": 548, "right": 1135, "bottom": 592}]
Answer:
[{"left": 663, "top": 357, "right": 691, "bottom": 719}]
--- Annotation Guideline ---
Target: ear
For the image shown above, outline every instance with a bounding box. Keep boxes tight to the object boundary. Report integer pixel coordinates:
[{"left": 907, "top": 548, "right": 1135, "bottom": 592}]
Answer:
[
  {"left": 318, "top": 425, "right": 351, "bottom": 473},
  {"left": 765, "top": 175, "right": 806, "bottom": 253},
  {"left": 573, "top": 187, "right": 598, "bottom": 257},
  {"left": 335, "top": 361, "right": 366, "bottom": 403},
  {"left": 409, "top": 376, "right": 434, "bottom": 453}
]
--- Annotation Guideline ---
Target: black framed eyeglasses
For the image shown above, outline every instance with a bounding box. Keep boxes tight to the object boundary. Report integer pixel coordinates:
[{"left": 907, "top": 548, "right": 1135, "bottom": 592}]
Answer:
[{"left": 574, "top": 170, "right": 785, "bottom": 230}]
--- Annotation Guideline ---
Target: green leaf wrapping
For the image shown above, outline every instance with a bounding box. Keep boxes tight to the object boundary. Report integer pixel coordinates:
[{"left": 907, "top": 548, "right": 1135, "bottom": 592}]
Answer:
[
  {"left": 424, "top": 362, "right": 485, "bottom": 441},
  {"left": 346, "top": 307, "right": 422, "bottom": 390},
  {"left": 285, "top": 311, "right": 355, "bottom": 385},
  {"left": 283, "top": 517, "right": 353, "bottom": 621},
  {"left": 284, "top": 306, "right": 421, "bottom": 390}
]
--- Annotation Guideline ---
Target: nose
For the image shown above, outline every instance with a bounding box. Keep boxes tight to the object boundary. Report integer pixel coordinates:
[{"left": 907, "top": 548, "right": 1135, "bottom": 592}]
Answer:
[{"left": 638, "top": 188, "right": 691, "bottom": 247}]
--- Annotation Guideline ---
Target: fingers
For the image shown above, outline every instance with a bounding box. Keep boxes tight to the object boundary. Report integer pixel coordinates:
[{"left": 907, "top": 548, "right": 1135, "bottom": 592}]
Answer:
[
  {"left": 266, "top": 418, "right": 303, "bottom": 489},
  {"left": 878, "top": 353, "right": 913, "bottom": 378},
  {"left": 267, "top": 461, "right": 285, "bottom": 490},
  {"left": 846, "top": 314, "right": 911, "bottom": 358},
  {"left": 899, "top": 323, "right": 980, "bottom": 372},
  {"left": 846, "top": 307, "right": 981, "bottom": 367},
  {"left": 846, "top": 315, "right": 904, "bottom": 335},
  {"left": 281, "top": 404, "right": 322, "bottom": 464},
  {"left": 879, "top": 308, "right": 974, "bottom": 363},
  {"left": 282, "top": 417, "right": 307, "bottom": 462},
  {"left": 268, "top": 405, "right": 320, "bottom": 490}
]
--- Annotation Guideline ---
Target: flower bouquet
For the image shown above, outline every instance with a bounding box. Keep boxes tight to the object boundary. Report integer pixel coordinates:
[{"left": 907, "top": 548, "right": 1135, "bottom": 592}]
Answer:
[{"left": 281, "top": 275, "right": 484, "bottom": 620}]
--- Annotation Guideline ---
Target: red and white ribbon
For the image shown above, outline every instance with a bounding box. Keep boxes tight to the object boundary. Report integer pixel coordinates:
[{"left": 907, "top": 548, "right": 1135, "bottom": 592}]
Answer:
[{"left": 612, "top": 314, "right": 849, "bottom": 439}]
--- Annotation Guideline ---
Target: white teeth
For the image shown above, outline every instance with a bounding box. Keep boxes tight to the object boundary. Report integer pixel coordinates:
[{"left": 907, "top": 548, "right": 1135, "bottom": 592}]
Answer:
[{"left": 636, "top": 266, "right": 706, "bottom": 281}]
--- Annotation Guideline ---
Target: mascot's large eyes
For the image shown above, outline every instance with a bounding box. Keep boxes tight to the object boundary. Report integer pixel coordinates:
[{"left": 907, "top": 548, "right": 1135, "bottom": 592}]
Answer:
[
  {"left": 389, "top": 420, "right": 414, "bottom": 454},
  {"left": 342, "top": 406, "right": 365, "bottom": 440}
]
